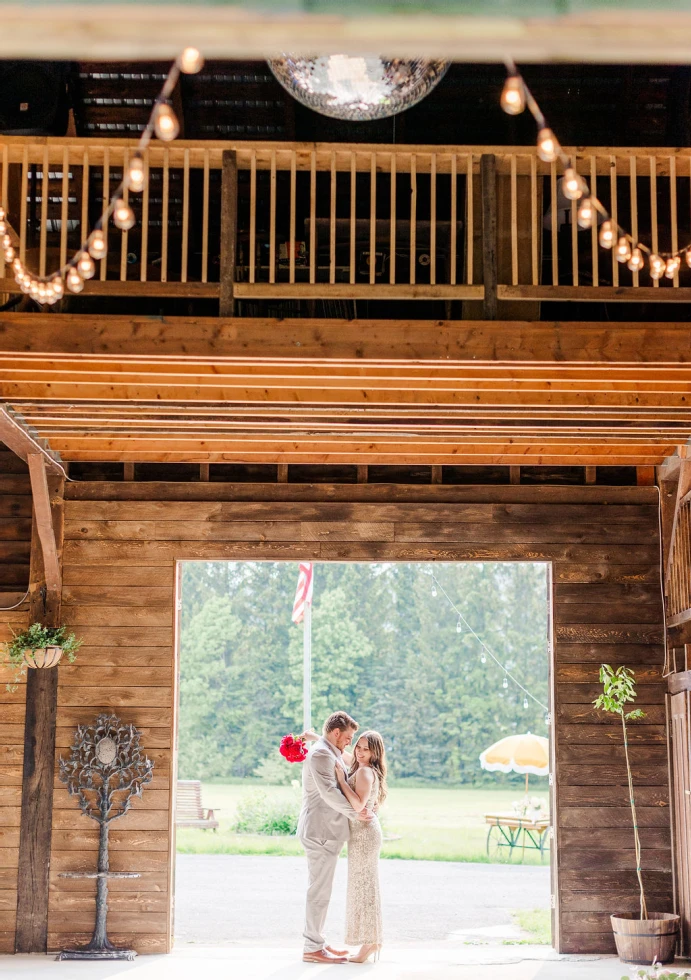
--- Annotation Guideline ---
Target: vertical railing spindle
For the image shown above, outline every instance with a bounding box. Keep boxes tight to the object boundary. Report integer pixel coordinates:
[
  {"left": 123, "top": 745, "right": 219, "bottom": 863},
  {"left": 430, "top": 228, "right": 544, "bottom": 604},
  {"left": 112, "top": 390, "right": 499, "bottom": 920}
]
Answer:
[
  {"left": 610, "top": 154, "right": 618, "bottom": 287},
  {"left": 140, "top": 152, "right": 149, "bottom": 282},
  {"left": 269, "top": 149, "right": 276, "bottom": 285},
  {"left": 389, "top": 153, "right": 396, "bottom": 285},
  {"left": 59, "top": 146, "right": 69, "bottom": 272},
  {"left": 670, "top": 154, "right": 679, "bottom": 286},
  {"left": 201, "top": 149, "right": 209, "bottom": 283},
  {"left": 39, "top": 145, "right": 49, "bottom": 278},
  {"left": 370, "top": 152, "right": 376, "bottom": 286},
  {"left": 650, "top": 155, "right": 659, "bottom": 289},
  {"left": 161, "top": 149, "right": 169, "bottom": 282},
  {"left": 430, "top": 153, "right": 437, "bottom": 285},
  {"left": 330, "top": 151, "right": 336, "bottom": 285},
  {"left": 289, "top": 150, "right": 296, "bottom": 285},
  {"left": 630, "top": 156, "right": 639, "bottom": 288},
  {"left": 450, "top": 153, "right": 457, "bottom": 286},
  {"left": 410, "top": 153, "right": 417, "bottom": 285},
  {"left": 350, "top": 152, "right": 356, "bottom": 285},
  {"left": 100, "top": 147, "right": 109, "bottom": 281},
  {"left": 181, "top": 148, "right": 189, "bottom": 283},
  {"left": 309, "top": 150, "right": 316, "bottom": 285},
  {"left": 249, "top": 149, "right": 256, "bottom": 284}
]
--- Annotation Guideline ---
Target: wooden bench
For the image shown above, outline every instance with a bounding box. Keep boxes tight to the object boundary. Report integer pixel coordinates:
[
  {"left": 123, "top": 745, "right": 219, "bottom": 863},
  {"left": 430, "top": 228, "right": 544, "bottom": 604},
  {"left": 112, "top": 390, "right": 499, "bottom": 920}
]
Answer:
[{"left": 175, "top": 780, "right": 219, "bottom": 830}]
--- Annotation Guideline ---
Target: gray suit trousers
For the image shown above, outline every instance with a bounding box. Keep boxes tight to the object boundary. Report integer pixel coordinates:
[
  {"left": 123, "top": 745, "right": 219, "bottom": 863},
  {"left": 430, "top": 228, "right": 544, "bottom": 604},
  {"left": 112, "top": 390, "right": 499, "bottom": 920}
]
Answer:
[{"left": 301, "top": 837, "right": 343, "bottom": 952}]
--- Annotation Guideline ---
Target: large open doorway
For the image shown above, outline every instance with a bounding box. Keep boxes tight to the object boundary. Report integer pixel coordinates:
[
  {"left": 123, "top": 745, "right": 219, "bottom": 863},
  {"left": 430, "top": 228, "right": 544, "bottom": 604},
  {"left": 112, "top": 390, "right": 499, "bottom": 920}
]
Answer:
[{"left": 173, "top": 559, "right": 553, "bottom": 953}]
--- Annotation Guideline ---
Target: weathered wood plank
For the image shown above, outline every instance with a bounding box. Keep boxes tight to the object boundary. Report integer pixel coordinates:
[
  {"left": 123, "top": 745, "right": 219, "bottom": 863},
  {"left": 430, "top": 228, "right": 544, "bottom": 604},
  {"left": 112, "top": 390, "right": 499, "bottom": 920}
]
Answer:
[
  {"left": 46, "top": 933, "right": 168, "bottom": 953},
  {"left": 558, "top": 724, "right": 666, "bottom": 743},
  {"left": 61, "top": 607, "right": 172, "bottom": 628},
  {"left": 555, "top": 664, "right": 663, "bottom": 684},
  {"left": 557, "top": 742, "right": 667, "bottom": 765},
  {"left": 555, "top": 583, "right": 663, "bottom": 603},
  {"left": 559, "top": 785, "right": 668, "bottom": 806},
  {"left": 559, "top": 827, "right": 670, "bottom": 848},
  {"left": 55, "top": 707, "right": 172, "bottom": 728},
  {"left": 555, "top": 603, "right": 662, "bottom": 625},
  {"left": 555, "top": 624, "right": 663, "bottom": 644},
  {"left": 61, "top": 587, "right": 172, "bottom": 608},
  {"left": 553, "top": 564, "right": 661, "bottom": 585},
  {"left": 555, "top": 643, "right": 664, "bottom": 664},
  {"left": 559, "top": 704, "right": 666, "bottom": 725},
  {"left": 63, "top": 565, "right": 174, "bottom": 587},
  {"left": 52, "top": 809, "right": 169, "bottom": 831},
  {"left": 56, "top": 687, "right": 172, "bottom": 709},
  {"left": 558, "top": 764, "right": 667, "bottom": 786},
  {"left": 556, "top": 683, "right": 663, "bottom": 704},
  {"left": 57, "top": 666, "right": 172, "bottom": 687},
  {"left": 64, "top": 520, "right": 303, "bottom": 542}
]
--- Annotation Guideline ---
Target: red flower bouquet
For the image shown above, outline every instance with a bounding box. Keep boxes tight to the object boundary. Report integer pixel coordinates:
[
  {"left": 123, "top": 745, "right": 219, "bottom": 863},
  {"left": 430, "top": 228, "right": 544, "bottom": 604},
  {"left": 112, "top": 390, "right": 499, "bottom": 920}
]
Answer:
[{"left": 280, "top": 733, "right": 308, "bottom": 763}]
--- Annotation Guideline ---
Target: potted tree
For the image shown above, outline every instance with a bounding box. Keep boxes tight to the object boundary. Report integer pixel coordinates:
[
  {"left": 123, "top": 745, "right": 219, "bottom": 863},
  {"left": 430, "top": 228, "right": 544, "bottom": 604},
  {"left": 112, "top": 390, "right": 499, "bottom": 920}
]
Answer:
[
  {"left": 2, "top": 622, "right": 82, "bottom": 690},
  {"left": 594, "top": 665, "right": 679, "bottom": 965}
]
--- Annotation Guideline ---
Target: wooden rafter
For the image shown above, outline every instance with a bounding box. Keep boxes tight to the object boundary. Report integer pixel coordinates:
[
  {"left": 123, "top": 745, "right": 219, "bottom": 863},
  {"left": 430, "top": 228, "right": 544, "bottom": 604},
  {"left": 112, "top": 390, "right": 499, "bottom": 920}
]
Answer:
[{"left": 0, "top": 404, "right": 64, "bottom": 475}]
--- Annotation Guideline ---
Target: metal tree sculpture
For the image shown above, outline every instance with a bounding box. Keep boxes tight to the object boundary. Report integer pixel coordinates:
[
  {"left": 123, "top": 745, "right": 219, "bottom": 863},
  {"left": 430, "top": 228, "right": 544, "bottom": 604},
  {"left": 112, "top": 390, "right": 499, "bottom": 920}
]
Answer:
[{"left": 58, "top": 713, "right": 154, "bottom": 960}]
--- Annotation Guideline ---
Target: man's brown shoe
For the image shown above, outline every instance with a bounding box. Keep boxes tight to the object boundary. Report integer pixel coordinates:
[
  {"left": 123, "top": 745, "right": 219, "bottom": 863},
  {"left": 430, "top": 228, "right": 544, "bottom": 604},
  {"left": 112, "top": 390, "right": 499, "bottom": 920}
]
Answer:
[
  {"left": 303, "top": 949, "right": 348, "bottom": 964},
  {"left": 325, "top": 946, "right": 348, "bottom": 957}
]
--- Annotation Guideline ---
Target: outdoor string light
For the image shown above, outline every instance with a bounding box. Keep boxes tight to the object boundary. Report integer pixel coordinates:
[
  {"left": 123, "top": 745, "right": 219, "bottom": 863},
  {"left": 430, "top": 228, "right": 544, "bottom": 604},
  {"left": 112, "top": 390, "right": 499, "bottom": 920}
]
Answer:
[
  {"left": 501, "top": 59, "right": 690, "bottom": 280},
  {"left": 0, "top": 48, "right": 204, "bottom": 306},
  {"left": 430, "top": 572, "right": 549, "bottom": 715}
]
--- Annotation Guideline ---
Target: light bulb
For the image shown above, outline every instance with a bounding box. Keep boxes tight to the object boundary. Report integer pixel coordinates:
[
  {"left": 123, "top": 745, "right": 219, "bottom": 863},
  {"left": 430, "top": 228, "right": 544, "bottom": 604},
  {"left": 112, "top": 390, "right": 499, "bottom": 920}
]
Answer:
[
  {"left": 665, "top": 256, "right": 681, "bottom": 279},
  {"left": 1, "top": 234, "right": 10, "bottom": 249},
  {"left": 649, "top": 253, "right": 665, "bottom": 280},
  {"left": 154, "top": 103, "right": 179, "bottom": 142},
  {"left": 537, "top": 128, "right": 559, "bottom": 163},
  {"left": 0, "top": 221, "right": 6, "bottom": 235},
  {"left": 44, "top": 283, "right": 56, "bottom": 304},
  {"left": 77, "top": 252, "right": 96, "bottom": 280},
  {"left": 577, "top": 198, "right": 594, "bottom": 229},
  {"left": 500, "top": 75, "right": 525, "bottom": 115},
  {"left": 37, "top": 283, "right": 47, "bottom": 303},
  {"left": 456, "top": 619, "right": 462, "bottom": 633},
  {"left": 4, "top": 246, "right": 14, "bottom": 263},
  {"left": 627, "top": 248, "right": 645, "bottom": 272},
  {"left": 685, "top": 251, "right": 691, "bottom": 269},
  {"left": 523, "top": 697, "right": 529, "bottom": 710},
  {"left": 52, "top": 277, "right": 64, "bottom": 299},
  {"left": 12, "top": 258, "right": 21, "bottom": 274},
  {"left": 127, "top": 154, "right": 146, "bottom": 193},
  {"left": 480, "top": 653, "right": 487, "bottom": 664},
  {"left": 67, "top": 268, "right": 84, "bottom": 293},
  {"left": 0, "top": 207, "right": 5, "bottom": 220},
  {"left": 598, "top": 221, "right": 615, "bottom": 249},
  {"left": 179, "top": 46, "right": 204, "bottom": 74},
  {"left": 88, "top": 229, "right": 107, "bottom": 260},
  {"left": 544, "top": 712, "right": 551, "bottom": 726},
  {"left": 562, "top": 168, "right": 585, "bottom": 201},
  {"left": 615, "top": 237, "right": 632, "bottom": 263},
  {"left": 19, "top": 277, "right": 30, "bottom": 294},
  {"left": 502, "top": 675, "right": 509, "bottom": 689},
  {"left": 113, "top": 199, "right": 135, "bottom": 231},
  {"left": 431, "top": 585, "right": 437, "bottom": 597}
]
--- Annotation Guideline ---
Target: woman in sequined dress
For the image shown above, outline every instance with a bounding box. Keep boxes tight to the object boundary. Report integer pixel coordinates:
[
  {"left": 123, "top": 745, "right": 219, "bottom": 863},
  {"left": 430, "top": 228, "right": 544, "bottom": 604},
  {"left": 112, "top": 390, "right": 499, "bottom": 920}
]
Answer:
[{"left": 335, "top": 730, "right": 387, "bottom": 964}]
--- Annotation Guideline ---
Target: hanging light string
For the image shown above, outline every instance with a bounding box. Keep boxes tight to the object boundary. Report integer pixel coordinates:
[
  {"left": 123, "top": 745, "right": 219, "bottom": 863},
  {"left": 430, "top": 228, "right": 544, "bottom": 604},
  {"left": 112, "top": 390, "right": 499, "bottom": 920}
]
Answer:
[
  {"left": 501, "top": 59, "right": 677, "bottom": 280},
  {"left": 0, "top": 46, "right": 204, "bottom": 305},
  {"left": 430, "top": 570, "right": 549, "bottom": 713}
]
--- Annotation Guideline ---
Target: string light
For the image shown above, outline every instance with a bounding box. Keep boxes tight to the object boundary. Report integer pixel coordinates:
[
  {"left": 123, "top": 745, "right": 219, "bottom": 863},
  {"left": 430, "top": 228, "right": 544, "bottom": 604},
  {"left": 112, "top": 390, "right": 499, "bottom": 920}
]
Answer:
[
  {"left": 456, "top": 618, "right": 463, "bottom": 633},
  {"left": 628, "top": 248, "right": 645, "bottom": 273},
  {"left": 127, "top": 155, "right": 146, "bottom": 193},
  {"left": 429, "top": 572, "right": 548, "bottom": 713},
  {"left": 598, "top": 221, "right": 615, "bottom": 249},
  {"left": 536, "top": 128, "right": 559, "bottom": 163},
  {"left": 649, "top": 254, "right": 666, "bottom": 280},
  {"left": 500, "top": 75, "right": 526, "bottom": 115},
  {"left": 562, "top": 168, "right": 586, "bottom": 201},
  {"left": 665, "top": 255, "right": 681, "bottom": 279},
  {"left": 614, "top": 237, "right": 632, "bottom": 264},
  {"left": 113, "top": 199, "right": 135, "bottom": 231},
  {"left": 154, "top": 102, "right": 180, "bottom": 141},
  {"left": 577, "top": 198, "right": 594, "bottom": 229},
  {"left": 0, "top": 51, "right": 193, "bottom": 305},
  {"left": 88, "top": 229, "right": 107, "bottom": 261},
  {"left": 179, "top": 47, "right": 204, "bottom": 74},
  {"left": 431, "top": 584, "right": 437, "bottom": 597},
  {"left": 523, "top": 697, "right": 529, "bottom": 710},
  {"left": 66, "top": 268, "right": 84, "bottom": 293},
  {"left": 502, "top": 62, "right": 691, "bottom": 285}
]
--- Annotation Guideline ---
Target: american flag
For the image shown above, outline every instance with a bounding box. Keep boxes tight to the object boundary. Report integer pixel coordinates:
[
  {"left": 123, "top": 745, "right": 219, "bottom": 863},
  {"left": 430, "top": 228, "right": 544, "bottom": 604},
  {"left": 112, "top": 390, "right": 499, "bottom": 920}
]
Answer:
[{"left": 292, "top": 562, "right": 314, "bottom": 623}]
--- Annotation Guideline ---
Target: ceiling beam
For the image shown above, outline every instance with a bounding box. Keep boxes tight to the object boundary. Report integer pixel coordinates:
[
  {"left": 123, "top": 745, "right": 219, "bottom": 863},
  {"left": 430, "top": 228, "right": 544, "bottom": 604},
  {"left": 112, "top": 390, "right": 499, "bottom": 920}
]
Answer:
[
  {"left": 0, "top": 405, "right": 65, "bottom": 476},
  {"left": 0, "top": 7, "right": 691, "bottom": 63}
]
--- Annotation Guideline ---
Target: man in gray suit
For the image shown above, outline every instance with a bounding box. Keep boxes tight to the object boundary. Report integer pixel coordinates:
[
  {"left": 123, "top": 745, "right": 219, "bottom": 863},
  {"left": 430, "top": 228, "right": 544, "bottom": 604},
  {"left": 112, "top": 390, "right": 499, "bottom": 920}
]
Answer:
[{"left": 298, "top": 710, "right": 373, "bottom": 964}]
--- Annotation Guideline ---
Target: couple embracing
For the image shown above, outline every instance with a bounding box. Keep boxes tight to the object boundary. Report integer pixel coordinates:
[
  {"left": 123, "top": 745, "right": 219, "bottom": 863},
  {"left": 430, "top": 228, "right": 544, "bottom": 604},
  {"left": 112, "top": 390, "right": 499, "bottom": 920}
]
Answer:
[{"left": 298, "top": 710, "right": 387, "bottom": 965}]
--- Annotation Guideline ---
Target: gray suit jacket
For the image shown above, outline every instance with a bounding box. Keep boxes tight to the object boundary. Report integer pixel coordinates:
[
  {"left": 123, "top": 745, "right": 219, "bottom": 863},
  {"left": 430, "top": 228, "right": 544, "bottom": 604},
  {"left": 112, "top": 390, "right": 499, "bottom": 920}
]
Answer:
[{"left": 297, "top": 736, "right": 356, "bottom": 842}]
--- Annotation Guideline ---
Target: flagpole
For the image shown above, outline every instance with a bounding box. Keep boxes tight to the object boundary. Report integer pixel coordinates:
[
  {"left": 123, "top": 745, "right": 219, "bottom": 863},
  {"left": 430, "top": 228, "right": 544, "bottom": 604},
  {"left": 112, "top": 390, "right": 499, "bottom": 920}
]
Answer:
[{"left": 303, "top": 584, "right": 312, "bottom": 733}]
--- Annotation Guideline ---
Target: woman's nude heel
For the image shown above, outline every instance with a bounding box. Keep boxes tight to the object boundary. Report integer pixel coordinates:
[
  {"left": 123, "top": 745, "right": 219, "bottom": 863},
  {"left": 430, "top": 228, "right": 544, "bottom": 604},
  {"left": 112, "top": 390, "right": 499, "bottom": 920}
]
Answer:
[{"left": 349, "top": 944, "right": 381, "bottom": 964}]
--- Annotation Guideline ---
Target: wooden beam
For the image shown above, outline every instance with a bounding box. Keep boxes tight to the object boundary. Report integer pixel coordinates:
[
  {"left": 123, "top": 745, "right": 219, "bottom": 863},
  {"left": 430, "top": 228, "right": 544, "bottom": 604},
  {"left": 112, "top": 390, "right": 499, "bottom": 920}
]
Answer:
[
  {"left": 14, "top": 471, "right": 64, "bottom": 954},
  {"left": 219, "top": 150, "right": 238, "bottom": 318},
  {"left": 665, "top": 458, "right": 691, "bottom": 592},
  {"left": 0, "top": 8, "right": 690, "bottom": 63},
  {"left": 637, "top": 466, "right": 656, "bottom": 486},
  {"left": 356, "top": 465, "right": 368, "bottom": 484},
  {"left": 510, "top": 465, "right": 521, "bottom": 485},
  {"left": 585, "top": 466, "right": 596, "bottom": 485},
  {"left": 0, "top": 404, "right": 63, "bottom": 475},
  {"left": 26, "top": 453, "right": 61, "bottom": 595}
]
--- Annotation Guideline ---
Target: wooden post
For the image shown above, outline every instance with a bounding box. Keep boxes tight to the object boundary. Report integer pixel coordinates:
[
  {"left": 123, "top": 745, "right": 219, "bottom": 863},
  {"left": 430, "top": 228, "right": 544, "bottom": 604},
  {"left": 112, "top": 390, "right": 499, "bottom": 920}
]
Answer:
[
  {"left": 481, "top": 154, "right": 498, "bottom": 320},
  {"left": 510, "top": 466, "right": 521, "bottom": 485},
  {"left": 356, "top": 465, "right": 368, "bottom": 484},
  {"left": 123, "top": 462, "right": 134, "bottom": 481},
  {"left": 277, "top": 464, "right": 288, "bottom": 483},
  {"left": 14, "top": 472, "right": 64, "bottom": 953},
  {"left": 431, "top": 466, "right": 443, "bottom": 485},
  {"left": 220, "top": 149, "right": 238, "bottom": 317}
]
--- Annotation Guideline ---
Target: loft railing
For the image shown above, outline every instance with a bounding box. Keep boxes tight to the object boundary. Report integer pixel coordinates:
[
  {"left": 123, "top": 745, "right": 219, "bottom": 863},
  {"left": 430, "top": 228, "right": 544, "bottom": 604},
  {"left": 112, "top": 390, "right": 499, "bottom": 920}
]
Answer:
[
  {"left": 3, "top": 136, "right": 691, "bottom": 306},
  {"left": 667, "top": 493, "right": 691, "bottom": 625}
]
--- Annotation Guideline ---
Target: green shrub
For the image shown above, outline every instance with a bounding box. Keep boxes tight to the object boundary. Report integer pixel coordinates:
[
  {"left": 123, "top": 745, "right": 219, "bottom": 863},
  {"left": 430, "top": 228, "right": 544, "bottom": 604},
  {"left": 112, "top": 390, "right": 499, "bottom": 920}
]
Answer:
[
  {"left": 253, "top": 751, "right": 297, "bottom": 786},
  {"left": 233, "top": 790, "right": 301, "bottom": 836}
]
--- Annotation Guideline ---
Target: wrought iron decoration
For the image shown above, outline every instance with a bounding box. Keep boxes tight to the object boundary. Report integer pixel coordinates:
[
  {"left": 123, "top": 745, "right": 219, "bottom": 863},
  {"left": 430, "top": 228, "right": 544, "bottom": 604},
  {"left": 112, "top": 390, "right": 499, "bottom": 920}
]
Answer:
[{"left": 57, "top": 713, "right": 154, "bottom": 960}]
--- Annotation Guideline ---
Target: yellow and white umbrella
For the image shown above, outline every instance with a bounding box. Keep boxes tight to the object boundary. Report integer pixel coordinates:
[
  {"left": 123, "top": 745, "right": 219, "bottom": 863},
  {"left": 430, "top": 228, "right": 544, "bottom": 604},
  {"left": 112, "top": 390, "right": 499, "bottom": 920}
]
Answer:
[{"left": 479, "top": 732, "right": 549, "bottom": 793}]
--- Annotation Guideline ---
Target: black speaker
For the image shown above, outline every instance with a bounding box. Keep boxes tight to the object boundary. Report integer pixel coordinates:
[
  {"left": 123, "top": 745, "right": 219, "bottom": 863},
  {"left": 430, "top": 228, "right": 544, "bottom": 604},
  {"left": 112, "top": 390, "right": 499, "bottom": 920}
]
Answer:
[{"left": 0, "top": 60, "right": 70, "bottom": 135}]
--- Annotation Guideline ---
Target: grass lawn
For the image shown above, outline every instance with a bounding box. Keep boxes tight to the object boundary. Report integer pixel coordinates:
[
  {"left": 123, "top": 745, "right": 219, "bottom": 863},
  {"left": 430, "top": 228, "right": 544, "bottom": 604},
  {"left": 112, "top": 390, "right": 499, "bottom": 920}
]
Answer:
[{"left": 176, "top": 782, "right": 550, "bottom": 864}]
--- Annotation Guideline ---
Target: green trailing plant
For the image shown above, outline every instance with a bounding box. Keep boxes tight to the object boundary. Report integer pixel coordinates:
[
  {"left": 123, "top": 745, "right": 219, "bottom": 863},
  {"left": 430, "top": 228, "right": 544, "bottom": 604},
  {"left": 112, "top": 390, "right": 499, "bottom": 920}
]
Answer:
[
  {"left": 593, "top": 664, "right": 647, "bottom": 920},
  {"left": 2, "top": 622, "right": 82, "bottom": 690},
  {"left": 623, "top": 968, "right": 691, "bottom": 980}
]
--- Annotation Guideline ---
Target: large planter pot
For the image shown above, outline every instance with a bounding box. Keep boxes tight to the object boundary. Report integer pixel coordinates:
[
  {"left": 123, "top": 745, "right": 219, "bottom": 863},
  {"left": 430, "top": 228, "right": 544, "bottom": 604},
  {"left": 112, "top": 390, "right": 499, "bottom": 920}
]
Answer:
[
  {"left": 23, "top": 645, "right": 63, "bottom": 669},
  {"left": 611, "top": 912, "right": 680, "bottom": 965}
]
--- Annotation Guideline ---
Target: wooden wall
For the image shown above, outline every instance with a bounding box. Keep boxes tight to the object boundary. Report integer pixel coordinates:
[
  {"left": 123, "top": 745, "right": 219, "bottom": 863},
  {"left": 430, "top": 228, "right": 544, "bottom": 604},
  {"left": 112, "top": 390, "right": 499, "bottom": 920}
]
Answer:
[
  {"left": 0, "top": 477, "right": 670, "bottom": 954},
  {"left": 0, "top": 447, "right": 31, "bottom": 953}
]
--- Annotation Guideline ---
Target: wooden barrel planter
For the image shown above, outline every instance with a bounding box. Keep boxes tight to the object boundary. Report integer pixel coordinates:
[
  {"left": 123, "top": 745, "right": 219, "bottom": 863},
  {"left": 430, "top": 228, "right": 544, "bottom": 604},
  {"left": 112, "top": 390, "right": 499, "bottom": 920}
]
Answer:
[
  {"left": 611, "top": 913, "right": 680, "bottom": 965},
  {"left": 22, "top": 645, "right": 63, "bottom": 669}
]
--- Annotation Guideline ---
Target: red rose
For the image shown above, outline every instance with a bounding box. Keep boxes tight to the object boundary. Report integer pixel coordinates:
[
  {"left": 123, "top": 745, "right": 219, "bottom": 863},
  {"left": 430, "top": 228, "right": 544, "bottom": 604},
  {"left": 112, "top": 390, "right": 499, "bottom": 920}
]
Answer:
[{"left": 279, "top": 733, "right": 307, "bottom": 763}]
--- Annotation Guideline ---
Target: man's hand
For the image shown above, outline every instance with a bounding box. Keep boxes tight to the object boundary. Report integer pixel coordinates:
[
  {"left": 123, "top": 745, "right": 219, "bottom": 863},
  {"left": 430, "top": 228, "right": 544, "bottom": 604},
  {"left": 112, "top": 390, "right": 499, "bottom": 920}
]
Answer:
[
  {"left": 355, "top": 808, "right": 374, "bottom": 822},
  {"left": 300, "top": 729, "right": 320, "bottom": 743}
]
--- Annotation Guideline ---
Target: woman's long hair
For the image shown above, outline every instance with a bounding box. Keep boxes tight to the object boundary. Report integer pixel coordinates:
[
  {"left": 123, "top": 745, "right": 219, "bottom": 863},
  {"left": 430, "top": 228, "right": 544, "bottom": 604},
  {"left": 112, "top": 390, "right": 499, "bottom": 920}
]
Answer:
[{"left": 348, "top": 730, "right": 388, "bottom": 807}]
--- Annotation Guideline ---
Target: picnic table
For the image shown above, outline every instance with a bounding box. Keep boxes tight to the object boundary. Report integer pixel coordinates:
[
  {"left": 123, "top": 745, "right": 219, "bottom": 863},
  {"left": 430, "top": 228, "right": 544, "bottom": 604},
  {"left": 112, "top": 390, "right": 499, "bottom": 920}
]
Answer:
[{"left": 484, "top": 811, "right": 550, "bottom": 862}]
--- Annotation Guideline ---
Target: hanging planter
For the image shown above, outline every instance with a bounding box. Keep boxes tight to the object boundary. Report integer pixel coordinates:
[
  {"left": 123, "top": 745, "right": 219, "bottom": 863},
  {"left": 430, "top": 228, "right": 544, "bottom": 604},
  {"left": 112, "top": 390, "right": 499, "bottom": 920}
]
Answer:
[{"left": 2, "top": 623, "right": 82, "bottom": 690}]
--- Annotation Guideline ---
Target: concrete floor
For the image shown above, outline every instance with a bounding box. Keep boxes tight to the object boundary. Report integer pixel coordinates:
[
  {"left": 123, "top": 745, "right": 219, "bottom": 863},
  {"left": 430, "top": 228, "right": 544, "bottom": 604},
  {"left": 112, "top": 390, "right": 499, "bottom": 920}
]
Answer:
[
  {"left": 173, "top": 855, "right": 551, "bottom": 945},
  {"left": 2, "top": 946, "right": 682, "bottom": 980}
]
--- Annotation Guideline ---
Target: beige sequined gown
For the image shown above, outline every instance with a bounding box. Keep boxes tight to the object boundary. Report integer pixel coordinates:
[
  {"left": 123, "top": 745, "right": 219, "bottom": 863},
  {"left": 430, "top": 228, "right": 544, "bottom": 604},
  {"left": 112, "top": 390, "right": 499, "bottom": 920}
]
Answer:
[{"left": 345, "top": 768, "right": 383, "bottom": 945}]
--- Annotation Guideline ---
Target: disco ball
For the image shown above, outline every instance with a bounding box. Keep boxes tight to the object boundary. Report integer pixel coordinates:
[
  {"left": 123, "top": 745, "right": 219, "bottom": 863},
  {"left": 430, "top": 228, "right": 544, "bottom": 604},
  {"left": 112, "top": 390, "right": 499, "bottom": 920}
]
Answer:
[{"left": 267, "top": 55, "right": 449, "bottom": 121}]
